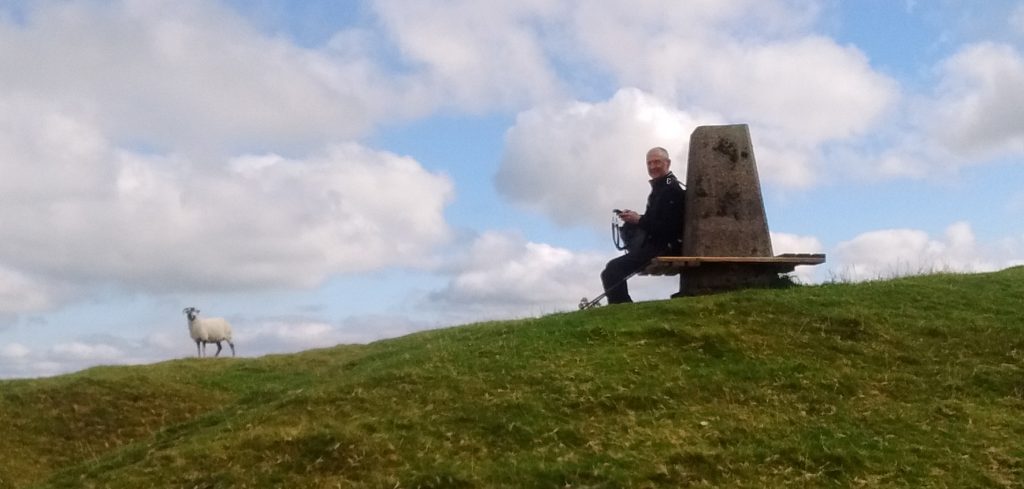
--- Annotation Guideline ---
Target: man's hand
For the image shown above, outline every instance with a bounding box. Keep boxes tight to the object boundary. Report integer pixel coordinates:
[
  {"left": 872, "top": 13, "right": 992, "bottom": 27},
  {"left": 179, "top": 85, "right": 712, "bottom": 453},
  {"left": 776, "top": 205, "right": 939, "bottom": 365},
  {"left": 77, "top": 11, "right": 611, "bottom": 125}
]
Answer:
[{"left": 618, "top": 209, "right": 641, "bottom": 224}]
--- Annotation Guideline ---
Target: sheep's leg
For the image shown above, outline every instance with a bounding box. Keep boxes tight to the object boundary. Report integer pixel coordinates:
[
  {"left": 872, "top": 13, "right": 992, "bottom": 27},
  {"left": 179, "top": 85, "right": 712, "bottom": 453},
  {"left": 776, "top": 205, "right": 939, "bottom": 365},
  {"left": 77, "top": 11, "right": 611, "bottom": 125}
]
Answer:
[
  {"left": 227, "top": 340, "right": 235, "bottom": 357},
  {"left": 214, "top": 341, "right": 223, "bottom": 357},
  {"left": 195, "top": 339, "right": 202, "bottom": 358}
]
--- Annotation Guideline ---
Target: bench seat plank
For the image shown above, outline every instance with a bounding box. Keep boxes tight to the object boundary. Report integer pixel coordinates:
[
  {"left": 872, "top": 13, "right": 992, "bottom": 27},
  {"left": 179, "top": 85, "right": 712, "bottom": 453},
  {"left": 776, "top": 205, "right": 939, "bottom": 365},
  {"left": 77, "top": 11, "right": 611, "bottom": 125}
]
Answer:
[{"left": 642, "top": 253, "right": 826, "bottom": 276}]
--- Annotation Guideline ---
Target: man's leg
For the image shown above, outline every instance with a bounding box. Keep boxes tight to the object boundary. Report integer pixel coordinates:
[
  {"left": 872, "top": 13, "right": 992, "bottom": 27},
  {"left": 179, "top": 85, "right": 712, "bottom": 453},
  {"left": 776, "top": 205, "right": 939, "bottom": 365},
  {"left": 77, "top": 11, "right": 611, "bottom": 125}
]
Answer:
[
  {"left": 601, "top": 255, "right": 635, "bottom": 304},
  {"left": 600, "top": 249, "right": 658, "bottom": 304}
]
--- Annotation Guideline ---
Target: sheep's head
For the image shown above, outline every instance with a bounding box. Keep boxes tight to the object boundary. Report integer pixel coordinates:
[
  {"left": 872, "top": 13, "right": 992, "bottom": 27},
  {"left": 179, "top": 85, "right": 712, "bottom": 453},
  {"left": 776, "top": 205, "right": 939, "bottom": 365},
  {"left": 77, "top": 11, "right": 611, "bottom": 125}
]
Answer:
[{"left": 182, "top": 307, "right": 200, "bottom": 321}]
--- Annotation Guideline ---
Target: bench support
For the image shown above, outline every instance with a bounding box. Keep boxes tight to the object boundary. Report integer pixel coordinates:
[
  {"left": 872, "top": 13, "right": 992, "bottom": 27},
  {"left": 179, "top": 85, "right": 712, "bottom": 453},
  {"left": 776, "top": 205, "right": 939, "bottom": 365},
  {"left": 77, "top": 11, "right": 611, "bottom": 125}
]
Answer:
[{"left": 679, "top": 263, "right": 786, "bottom": 296}]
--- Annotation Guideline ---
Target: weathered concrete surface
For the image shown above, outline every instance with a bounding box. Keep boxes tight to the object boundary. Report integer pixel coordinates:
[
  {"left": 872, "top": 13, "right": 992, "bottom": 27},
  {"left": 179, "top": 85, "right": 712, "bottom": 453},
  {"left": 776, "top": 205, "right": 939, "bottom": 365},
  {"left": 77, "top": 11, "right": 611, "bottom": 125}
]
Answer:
[
  {"left": 682, "top": 124, "right": 772, "bottom": 257},
  {"left": 678, "top": 124, "right": 775, "bottom": 295},
  {"left": 679, "top": 264, "right": 784, "bottom": 296}
]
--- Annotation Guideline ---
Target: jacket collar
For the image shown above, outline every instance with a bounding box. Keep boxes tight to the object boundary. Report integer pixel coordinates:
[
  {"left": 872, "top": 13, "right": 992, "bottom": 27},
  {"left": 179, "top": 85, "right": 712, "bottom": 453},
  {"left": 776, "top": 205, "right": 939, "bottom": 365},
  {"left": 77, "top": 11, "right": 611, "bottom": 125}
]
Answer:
[{"left": 650, "top": 171, "right": 677, "bottom": 187}]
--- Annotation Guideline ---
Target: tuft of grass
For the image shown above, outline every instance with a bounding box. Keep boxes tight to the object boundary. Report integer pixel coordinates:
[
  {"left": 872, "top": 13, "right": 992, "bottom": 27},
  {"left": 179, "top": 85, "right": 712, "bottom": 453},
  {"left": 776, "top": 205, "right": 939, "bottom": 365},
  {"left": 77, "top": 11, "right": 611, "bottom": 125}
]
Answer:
[{"left": 1, "top": 266, "right": 1023, "bottom": 488}]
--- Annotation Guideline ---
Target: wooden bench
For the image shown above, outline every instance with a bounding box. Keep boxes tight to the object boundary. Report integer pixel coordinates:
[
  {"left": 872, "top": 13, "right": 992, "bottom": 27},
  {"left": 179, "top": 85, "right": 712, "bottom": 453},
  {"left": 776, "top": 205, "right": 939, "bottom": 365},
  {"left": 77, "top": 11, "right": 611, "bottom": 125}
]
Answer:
[
  {"left": 643, "top": 253, "right": 827, "bottom": 275},
  {"left": 642, "top": 253, "right": 826, "bottom": 296}
]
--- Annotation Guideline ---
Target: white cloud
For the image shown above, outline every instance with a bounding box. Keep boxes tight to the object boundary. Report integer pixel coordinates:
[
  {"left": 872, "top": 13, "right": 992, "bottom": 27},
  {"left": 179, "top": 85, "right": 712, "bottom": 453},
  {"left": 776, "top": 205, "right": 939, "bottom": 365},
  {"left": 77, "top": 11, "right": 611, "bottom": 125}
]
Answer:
[
  {"left": 0, "top": 343, "right": 30, "bottom": 360},
  {"left": 371, "top": 0, "right": 896, "bottom": 187},
  {"left": 566, "top": 1, "right": 897, "bottom": 160},
  {"left": 0, "top": 99, "right": 454, "bottom": 304},
  {"left": 832, "top": 222, "right": 1017, "bottom": 281},
  {"left": 240, "top": 321, "right": 342, "bottom": 352},
  {"left": 705, "top": 37, "right": 896, "bottom": 145},
  {"left": 869, "top": 145, "right": 937, "bottom": 179},
  {"left": 146, "top": 331, "right": 185, "bottom": 352},
  {"left": 0, "top": 335, "right": 169, "bottom": 378},
  {"left": 238, "top": 314, "right": 429, "bottom": 357},
  {"left": 0, "top": 1, "right": 463, "bottom": 314},
  {"left": 489, "top": 1, "right": 901, "bottom": 219},
  {"left": 567, "top": 0, "right": 823, "bottom": 83},
  {"left": 0, "top": 266, "right": 57, "bottom": 314},
  {"left": 0, "top": 0, "right": 420, "bottom": 155},
  {"left": 371, "top": 0, "right": 566, "bottom": 110},
  {"left": 432, "top": 232, "right": 603, "bottom": 311},
  {"left": 927, "top": 42, "right": 1024, "bottom": 159},
  {"left": 51, "top": 342, "right": 125, "bottom": 362},
  {"left": 426, "top": 231, "right": 677, "bottom": 320},
  {"left": 0, "top": 343, "right": 39, "bottom": 378},
  {"left": 497, "top": 88, "right": 712, "bottom": 229},
  {"left": 860, "top": 42, "right": 1024, "bottom": 180},
  {"left": 494, "top": 85, "right": 856, "bottom": 244}
]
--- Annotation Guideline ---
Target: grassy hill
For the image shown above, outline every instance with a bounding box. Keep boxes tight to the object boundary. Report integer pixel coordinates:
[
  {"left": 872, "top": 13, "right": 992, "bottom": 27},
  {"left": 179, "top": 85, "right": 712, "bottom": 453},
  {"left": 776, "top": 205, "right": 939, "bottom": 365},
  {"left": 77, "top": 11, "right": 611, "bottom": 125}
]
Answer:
[{"left": 2, "top": 267, "right": 1023, "bottom": 488}]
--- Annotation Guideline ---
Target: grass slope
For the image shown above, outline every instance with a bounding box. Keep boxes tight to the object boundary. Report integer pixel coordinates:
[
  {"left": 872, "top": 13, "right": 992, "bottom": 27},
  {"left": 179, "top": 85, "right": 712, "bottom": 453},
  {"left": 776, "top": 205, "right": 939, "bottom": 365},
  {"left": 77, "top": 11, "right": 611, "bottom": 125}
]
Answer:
[{"left": 2, "top": 268, "right": 1023, "bottom": 488}]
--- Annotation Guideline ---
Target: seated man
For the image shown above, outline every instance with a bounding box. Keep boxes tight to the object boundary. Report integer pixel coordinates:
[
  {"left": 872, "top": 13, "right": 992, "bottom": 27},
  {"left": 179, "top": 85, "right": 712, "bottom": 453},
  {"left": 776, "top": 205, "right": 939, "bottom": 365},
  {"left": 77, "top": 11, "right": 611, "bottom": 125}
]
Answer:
[{"left": 600, "top": 147, "right": 685, "bottom": 304}]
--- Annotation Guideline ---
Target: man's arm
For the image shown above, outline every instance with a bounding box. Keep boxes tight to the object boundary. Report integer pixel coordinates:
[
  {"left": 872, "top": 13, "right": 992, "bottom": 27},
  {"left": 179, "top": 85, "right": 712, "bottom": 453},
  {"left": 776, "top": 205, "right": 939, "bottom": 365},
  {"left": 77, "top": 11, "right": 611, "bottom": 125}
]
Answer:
[{"left": 618, "top": 209, "right": 641, "bottom": 224}]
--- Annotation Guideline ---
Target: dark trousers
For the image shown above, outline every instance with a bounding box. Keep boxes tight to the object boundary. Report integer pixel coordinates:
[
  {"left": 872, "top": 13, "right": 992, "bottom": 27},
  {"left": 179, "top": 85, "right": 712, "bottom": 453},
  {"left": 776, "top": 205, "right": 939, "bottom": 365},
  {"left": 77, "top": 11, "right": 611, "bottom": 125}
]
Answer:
[{"left": 600, "top": 247, "right": 662, "bottom": 304}]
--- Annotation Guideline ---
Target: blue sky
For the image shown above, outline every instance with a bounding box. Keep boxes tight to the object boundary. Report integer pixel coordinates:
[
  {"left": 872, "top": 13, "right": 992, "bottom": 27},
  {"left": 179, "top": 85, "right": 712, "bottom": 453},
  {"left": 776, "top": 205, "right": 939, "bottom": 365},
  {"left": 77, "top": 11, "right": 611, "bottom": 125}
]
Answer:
[{"left": 1, "top": 0, "right": 1022, "bottom": 378}]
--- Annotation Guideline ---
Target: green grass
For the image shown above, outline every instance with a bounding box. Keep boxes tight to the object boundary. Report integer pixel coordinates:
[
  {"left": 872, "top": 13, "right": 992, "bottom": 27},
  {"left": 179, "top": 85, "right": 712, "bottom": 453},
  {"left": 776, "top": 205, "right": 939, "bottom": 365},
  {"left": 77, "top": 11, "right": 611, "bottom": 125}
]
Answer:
[{"left": 2, "top": 267, "right": 1023, "bottom": 488}]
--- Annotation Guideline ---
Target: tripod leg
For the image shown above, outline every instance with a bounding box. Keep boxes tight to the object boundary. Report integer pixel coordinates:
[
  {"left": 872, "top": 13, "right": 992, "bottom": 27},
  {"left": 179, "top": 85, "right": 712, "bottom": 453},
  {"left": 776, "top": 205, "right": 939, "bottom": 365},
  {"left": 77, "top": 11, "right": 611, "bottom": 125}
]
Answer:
[{"left": 578, "top": 269, "right": 643, "bottom": 310}]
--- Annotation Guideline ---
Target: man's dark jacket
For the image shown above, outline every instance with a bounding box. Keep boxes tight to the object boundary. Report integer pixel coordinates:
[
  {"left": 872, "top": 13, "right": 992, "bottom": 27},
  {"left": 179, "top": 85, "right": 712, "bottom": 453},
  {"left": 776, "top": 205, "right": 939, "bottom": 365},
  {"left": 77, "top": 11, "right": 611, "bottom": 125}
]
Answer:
[{"left": 636, "top": 171, "right": 685, "bottom": 254}]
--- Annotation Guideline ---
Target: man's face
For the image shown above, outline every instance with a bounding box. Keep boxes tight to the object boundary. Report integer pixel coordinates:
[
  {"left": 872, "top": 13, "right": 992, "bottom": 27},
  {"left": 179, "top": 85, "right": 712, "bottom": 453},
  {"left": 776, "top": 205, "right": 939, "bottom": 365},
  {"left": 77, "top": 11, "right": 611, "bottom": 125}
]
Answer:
[{"left": 646, "top": 152, "right": 670, "bottom": 179}]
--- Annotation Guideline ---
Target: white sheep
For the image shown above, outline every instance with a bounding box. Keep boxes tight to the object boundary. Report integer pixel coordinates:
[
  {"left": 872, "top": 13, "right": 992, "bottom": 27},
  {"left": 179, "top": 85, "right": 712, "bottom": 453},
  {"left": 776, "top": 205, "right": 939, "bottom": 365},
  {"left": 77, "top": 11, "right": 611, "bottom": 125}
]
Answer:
[{"left": 182, "top": 307, "right": 235, "bottom": 358}]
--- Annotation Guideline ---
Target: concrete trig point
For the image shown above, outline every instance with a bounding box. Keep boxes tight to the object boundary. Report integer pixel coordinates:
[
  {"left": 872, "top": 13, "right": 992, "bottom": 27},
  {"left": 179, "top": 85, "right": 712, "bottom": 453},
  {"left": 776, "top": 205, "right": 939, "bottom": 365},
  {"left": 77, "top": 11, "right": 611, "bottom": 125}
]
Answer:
[{"left": 642, "top": 124, "right": 825, "bottom": 295}]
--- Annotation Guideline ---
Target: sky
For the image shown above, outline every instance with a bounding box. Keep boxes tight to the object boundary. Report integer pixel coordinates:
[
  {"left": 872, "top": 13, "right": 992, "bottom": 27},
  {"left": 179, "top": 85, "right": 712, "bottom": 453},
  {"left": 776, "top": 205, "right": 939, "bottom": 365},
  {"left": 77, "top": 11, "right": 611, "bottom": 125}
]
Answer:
[{"left": 1, "top": 0, "right": 1022, "bottom": 378}]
